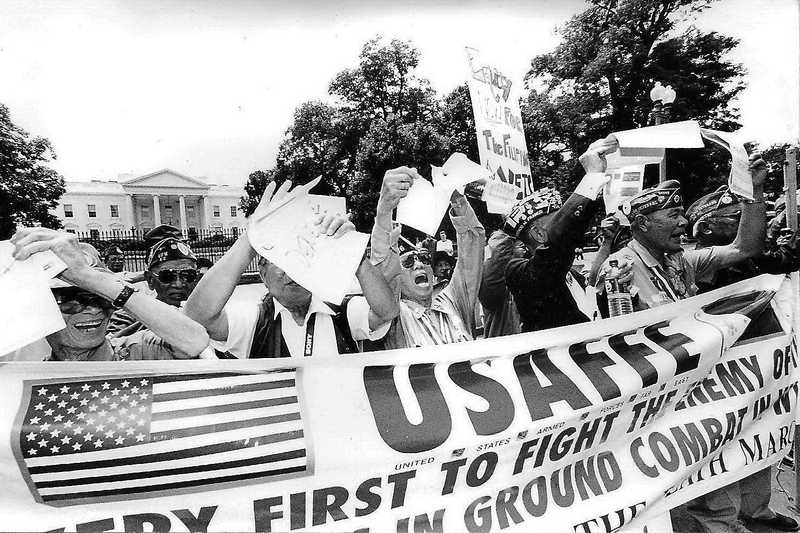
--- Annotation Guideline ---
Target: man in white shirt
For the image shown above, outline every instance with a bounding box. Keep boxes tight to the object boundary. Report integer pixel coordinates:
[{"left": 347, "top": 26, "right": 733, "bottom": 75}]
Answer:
[{"left": 185, "top": 180, "right": 399, "bottom": 358}]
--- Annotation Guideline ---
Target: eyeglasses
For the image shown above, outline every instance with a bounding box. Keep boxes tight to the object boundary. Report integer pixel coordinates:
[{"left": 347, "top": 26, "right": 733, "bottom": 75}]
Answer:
[
  {"left": 155, "top": 268, "right": 199, "bottom": 284},
  {"left": 400, "top": 251, "right": 432, "bottom": 269},
  {"left": 55, "top": 292, "right": 112, "bottom": 314}
]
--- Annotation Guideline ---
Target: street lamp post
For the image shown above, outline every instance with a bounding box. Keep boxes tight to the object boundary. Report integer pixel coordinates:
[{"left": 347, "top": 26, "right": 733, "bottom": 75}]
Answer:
[{"left": 649, "top": 82, "right": 677, "bottom": 182}]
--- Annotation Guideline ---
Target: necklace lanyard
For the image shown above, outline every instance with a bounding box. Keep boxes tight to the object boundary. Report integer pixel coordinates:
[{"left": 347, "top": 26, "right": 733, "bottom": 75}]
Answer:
[
  {"left": 303, "top": 314, "right": 316, "bottom": 357},
  {"left": 630, "top": 248, "right": 680, "bottom": 301}
]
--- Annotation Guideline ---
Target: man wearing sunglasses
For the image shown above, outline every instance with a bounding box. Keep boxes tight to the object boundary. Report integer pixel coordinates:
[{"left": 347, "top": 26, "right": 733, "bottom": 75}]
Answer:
[
  {"left": 10, "top": 228, "right": 210, "bottom": 362},
  {"left": 369, "top": 166, "right": 486, "bottom": 349},
  {"left": 682, "top": 186, "right": 800, "bottom": 533},
  {"left": 108, "top": 237, "right": 198, "bottom": 336}
]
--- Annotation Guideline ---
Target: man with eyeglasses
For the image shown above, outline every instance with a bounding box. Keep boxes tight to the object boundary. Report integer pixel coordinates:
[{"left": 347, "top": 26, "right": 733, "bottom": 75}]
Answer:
[
  {"left": 107, "top": 237, "right": 199, "bottom": 336},
  {"left": 680, "top": 185, "right": 800, "bottom": 533},
  {"left": 9, "top": 228, "right": 210, "bottom": 362},
  {"left": 369, "top": 167, "right": 485, "bottom": 349}
]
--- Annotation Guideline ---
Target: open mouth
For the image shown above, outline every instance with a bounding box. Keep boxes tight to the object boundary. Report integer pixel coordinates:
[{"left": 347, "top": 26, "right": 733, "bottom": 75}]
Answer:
[
  {"left": 413, "top": 272, "right": 429, "bottom": 286},
  {"left": 73, "top": 320, "right": 104, "bottom": 332}
]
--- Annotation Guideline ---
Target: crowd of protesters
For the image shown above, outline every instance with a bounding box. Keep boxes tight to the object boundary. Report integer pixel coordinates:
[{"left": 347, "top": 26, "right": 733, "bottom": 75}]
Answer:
[{"left": 7, "top": 133, "right": 800, "bottom": 533}]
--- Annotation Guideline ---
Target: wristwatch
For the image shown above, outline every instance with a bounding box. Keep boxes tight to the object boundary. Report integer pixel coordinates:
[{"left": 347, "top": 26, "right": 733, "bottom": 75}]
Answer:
[{"left": 112, "top": 284, "right": 138, "bottom": 309}]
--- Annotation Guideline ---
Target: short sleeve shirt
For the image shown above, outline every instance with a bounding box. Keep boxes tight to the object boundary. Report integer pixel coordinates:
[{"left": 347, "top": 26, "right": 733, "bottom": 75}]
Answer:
[
  {"left": 210, "top": 295, "right": 389, "bottom": 358},
  {"left": 600, "top": 239, "right": 726, "bottom": 311}
]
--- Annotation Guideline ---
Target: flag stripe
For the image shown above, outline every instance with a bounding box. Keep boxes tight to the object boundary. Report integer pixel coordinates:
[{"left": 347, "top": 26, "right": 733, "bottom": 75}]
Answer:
[
  {"left": 41, "top": 465, "right": 307, "bottom": 502},
  {"left": 35, "top": 448, "right": 307, "bottom": 488},
  {"left": 153, "top": 374, "right": 295, "bottom": 394},
  {"left": 26, "top": 424, "right": 304, "bottom": 471},
  {"left": 151, "top": 389, "right": 295, "bottom": 414},
  {"left": 152, "top": 379, "right": 295, "bottom": 402},
  {"left": 151, "top": 395, "right": 297, "bottom": 420},
  {"left": 150, "top": 403, "right": 300, "bottom": 433},
  {"left": 151, "top": 412, "right": 300, "bottom": 440},
  {"left": 31, "top": 436, "right": 305, "bottom": 482},
  {"left": 154, "top": 371, "right": 293, "bottom": 383}
]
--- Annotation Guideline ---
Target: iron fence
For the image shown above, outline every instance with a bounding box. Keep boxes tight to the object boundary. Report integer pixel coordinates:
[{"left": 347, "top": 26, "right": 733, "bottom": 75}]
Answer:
[{"left": 73, "top": 228, "right": 260, "bottom": 275}]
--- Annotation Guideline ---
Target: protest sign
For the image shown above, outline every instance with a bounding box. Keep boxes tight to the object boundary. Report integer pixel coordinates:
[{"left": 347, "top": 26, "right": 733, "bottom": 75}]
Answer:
[
  {"left": 0, "top": 242, "right": 67, "bottom": 356},
  {"left": 306, "top": 194, "right": 347, "bottom": 216},
  {"left": 248, "top": 179, "right": 368, "bottom": 304},
  {"left": 396, "top": 170, "right": 454, "bottom": 236},
  {"left": 464, "top": 47, "right": 533, "bottom": 205},
  {"left": 700, "top": 128, "right": 754, "bottom": 200},
  {"left": 0, "top": 275, "right": 796, "bottom": 532}
]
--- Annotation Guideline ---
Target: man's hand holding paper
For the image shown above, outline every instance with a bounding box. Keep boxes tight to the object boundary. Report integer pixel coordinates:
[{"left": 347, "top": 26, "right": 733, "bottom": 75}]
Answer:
[{"left": 247, "top": 179, "right": 368, "bottom": 304}]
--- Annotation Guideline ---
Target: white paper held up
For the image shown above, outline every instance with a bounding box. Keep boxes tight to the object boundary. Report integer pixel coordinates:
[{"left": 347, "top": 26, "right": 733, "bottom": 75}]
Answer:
[
  {"left": 440, "top": 153, "right": 492, "bottom": 193},
  {"left": 613, "top": 120, "right": 704, "bottom": 149},
  {"left": 247, "top": 182, "right": 368, "bottom": 304},
  {"left": 396, "top": 169, "right": 454, "bottom": 236},
  {"left": 0, "top": 242, "right": 66, "bottom": 356},
  {"left": 700, "top": 128, "right": 754, "bottom": 200}
]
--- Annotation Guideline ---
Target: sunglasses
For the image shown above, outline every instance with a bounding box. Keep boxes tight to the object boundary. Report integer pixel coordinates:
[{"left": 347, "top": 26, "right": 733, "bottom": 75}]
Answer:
[
  {"left": 55, "top": 292, "right": 113, "bottom": 314},
  {"left": 400, "top": 251, "right": 432, "bottom": 269},
  {"left": 155, "top": 268, "right": 199, "bottom": 284}
]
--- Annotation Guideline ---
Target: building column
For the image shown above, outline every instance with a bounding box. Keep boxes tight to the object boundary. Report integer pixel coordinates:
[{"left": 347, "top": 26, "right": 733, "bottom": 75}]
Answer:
[
  {"left": 178, "top": 195, "right": 188, "bottom": 236},
  {"left": 201, "top": 195, "right": 211, "bottom": 231},
  {"left": 152, "top": 194, "right": 161, "bottom": 226},
  {"left": 126, "top": 194, "right": 136, "bottom": 230}
]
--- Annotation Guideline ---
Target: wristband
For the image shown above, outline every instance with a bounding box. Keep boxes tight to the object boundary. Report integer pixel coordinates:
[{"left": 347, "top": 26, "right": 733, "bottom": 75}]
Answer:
[{"left": 112, "top": 284, "right": 138, "bottom": 308}]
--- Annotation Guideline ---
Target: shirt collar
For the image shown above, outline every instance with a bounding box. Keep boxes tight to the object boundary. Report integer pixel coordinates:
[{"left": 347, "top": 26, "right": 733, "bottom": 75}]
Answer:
[
  {"left": 628, "top": 239, "right": 663, "bottom": 268},
  {"left": 401, "top": 293, "right": 449, "bottom": 318},
  {"left": 273, "top": 296, "right": 334, "bottom": 324}
]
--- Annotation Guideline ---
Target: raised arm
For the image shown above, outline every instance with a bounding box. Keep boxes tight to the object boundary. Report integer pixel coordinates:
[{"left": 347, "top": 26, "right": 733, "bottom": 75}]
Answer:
[
  {"left": 587, "top": 215, "right": 621, "bottom": 287},
  {"left": 185, "top": 180, "right": 292, "bottom": 340},
  {"left": 12, "top": 229, "right": 210, "bottom": 357},
  {"left": 447, "top": 191, "right": 485, "bottom": 315},
  {"left": 370, "top": 167, "right": 418, "bottom": 273},
  {"left": 479, "top": 230, "right": 516, "bottom": 311},
  {"left": 716, "top": 153, "right": 768, "bottom": 266}
]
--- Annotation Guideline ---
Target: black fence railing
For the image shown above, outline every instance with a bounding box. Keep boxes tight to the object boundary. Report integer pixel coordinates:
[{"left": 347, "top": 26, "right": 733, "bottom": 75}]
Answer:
[{"left": 73, "top": 228, "right": 260, "bottom": 275}]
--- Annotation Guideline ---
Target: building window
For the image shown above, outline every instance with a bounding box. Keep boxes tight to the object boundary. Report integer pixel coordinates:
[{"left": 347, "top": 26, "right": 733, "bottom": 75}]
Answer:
[
  {"left": 141, "top": 205, "right": 150, "bottom": 217},
  {"left": 88, "top": 204, "right": 97, "bottom": 218},
  {"left": 64, "top": 204, "right": 73, "bottom": 218},
  {"left": 164, "top": 205, "right": 173, "bottom": 215},
  {"left": 110, "top": 204, "right": 119, "bottom": 218},
  {"left": 213, "top": 205, "right": 220, "bottom": 217},
  {"left": 187, "top": 205, "right": 195, "bottom": 216},
  {"left": 230, "top": 206, "right": 237, "bottom": 217}
]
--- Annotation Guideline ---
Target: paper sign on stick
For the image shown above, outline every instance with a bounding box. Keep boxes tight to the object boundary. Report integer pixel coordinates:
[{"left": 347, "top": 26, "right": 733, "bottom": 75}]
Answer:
[
  {"left": 247, "top": 181, "right": 368, "bottom": 304},
  {"left": 700, "top": 128, "right": 754, "bottom": 200},
  {"left": 0, "top": 242, "right": 66, "bottom": 356},
  {"left": 613, "top": 120, "right": 704, "bottom": 149}
]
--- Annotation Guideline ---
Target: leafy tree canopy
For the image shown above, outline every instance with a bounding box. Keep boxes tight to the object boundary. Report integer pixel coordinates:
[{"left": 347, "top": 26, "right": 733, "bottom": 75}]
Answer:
[{"left": 0, "top": 103, "right": 65, "bottom": 239}]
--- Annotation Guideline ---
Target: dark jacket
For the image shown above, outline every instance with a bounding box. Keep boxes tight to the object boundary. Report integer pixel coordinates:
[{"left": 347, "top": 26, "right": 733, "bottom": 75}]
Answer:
[{"left": 505, "top": 193, "right": 598, "bottom": 332}]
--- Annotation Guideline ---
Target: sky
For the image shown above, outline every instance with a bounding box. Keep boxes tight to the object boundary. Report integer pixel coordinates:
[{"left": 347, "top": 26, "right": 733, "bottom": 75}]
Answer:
[{"left": 1, "top": 0, "right": 797, "bottom": 187}]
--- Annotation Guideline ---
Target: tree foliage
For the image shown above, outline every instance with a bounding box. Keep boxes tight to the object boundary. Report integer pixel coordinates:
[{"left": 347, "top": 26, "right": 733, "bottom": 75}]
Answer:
[
  {"left": 0, "top": 103, "right": 65, "bottom": 239},
  {"left": 526, "top": 0, "right": 746, "bottom": 203},
  {"left": 243, "top": 1, "right": 750, "bottom": 231}
]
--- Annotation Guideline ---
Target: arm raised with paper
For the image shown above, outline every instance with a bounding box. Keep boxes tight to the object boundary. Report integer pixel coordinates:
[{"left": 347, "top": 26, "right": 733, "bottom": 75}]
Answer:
[
  {"left": 185, "top": 180, "right": 397, "bottom": 358},
  {"left": 11, "top": 228, "right": 210, "bottom": 359},
  {"left": 504, "top": 136, "right": 615, "bottom": 332}
]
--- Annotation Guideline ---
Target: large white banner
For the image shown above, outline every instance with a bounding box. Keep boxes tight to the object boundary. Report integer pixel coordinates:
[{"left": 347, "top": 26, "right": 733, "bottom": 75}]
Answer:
[
  {"left": 0, "top": 275, "right": 796, "bottom": 532},
  {"left": 465, "top": 47, "right": 534, "bottom": 198}
]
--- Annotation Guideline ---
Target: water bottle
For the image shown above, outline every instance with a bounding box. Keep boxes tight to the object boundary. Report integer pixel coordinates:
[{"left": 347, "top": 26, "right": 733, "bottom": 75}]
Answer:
[{"left": 605, "top": 259, "right": 633, "bottom": 316}]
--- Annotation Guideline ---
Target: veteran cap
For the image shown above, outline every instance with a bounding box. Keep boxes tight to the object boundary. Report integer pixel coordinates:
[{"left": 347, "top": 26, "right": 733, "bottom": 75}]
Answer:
[
  {"left": 147, "top": 237, "right": 197, "bottom": 270},
  {"left": 620, "top": 180, "right": 683, "bottom": 219},
  {"left": 503, "top": 188, "right": 563, "bottom": 238},
  {"left": 686, "top": 186, "right": 741, "bottom": 231}
]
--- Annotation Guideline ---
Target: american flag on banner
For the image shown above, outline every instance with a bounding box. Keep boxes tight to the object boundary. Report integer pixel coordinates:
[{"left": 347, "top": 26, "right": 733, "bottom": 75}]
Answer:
[{"left": 13, "top": 370, "right": 310, "bottom": 506}]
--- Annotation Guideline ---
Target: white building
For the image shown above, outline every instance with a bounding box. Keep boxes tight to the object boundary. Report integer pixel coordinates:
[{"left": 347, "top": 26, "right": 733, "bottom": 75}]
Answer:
[{"left": 53, "top": 169, "right": 247, "bottom": 236}]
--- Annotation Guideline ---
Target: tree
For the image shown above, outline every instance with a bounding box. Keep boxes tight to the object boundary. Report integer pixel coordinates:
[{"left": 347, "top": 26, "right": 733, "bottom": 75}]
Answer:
[
  {"left": 526, "top": 0, "right": 746, "bottom": 203},
  {"left": 0, "top": 103, "right": 65, "bottom": 239}
]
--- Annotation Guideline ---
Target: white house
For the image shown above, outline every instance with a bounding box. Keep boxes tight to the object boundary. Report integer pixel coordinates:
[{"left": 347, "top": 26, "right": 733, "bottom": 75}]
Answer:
[{"left": 53, "top": 169, "right": 247, "bottom": 236}]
